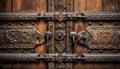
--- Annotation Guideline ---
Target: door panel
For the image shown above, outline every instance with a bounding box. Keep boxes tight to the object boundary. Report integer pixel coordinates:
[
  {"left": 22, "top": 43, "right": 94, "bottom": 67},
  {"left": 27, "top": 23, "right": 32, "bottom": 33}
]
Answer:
[
  {"left": 12, "top": 0, "right": 46, "bottom": 69},
  {"left": 0, "top": 0, "right": 120, "bottom": 69}
]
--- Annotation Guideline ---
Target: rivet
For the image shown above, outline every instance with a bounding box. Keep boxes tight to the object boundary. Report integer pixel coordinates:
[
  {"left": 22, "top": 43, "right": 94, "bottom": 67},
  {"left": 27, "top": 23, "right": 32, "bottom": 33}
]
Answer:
[
  {"left": 114, "top": 22, "right": 118, "bottom": 25},
  {"left": 113, "top": 50, "right": 117, "bottom": 53},
  {"left": 99, "top": 22, "right": 103, "bottom": 25},
  {"left": 87, "top": 50, "right": 91, "bottom": 53},
  {"left": 20, "top": 22, "right": 23, "bottom": 25},
  {"left": 20, "top": 49, "right": 24, "bottom": 53},
  {"left": 99, "top": 49, "right": 103, "bottom": 53},
  {"left": 8, "top": 49, "right": 12, "bottom": 53},
  {"left": 31, "top": 49, "right": 34, "bottom": 53},
  {"left": 68, "top": 57, "right": 71, "bottom": 60},
  {"left": 32, "top": 22, "right": 35, "bottom": 25},
  {"left": 88, "top": 22, "right": 92, "bottom": 25},
  {"left": 8, "top": 23, "right": 11, "bottom": 25}
]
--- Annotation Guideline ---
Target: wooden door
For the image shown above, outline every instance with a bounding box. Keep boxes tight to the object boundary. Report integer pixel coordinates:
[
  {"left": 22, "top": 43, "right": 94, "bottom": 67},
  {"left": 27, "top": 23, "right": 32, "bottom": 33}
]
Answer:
[{"left": 0, "top": 0, "right": 120, "bottom": 69}]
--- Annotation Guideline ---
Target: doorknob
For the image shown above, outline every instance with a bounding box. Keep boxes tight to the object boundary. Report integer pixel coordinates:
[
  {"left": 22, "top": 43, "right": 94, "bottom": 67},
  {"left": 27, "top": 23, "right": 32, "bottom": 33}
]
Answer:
[
  {"left": 44, "top": 31, "right": 52, "bottom": 46},
  {"left": 70, "top": 32, "right": 77, "bottom": 46}
]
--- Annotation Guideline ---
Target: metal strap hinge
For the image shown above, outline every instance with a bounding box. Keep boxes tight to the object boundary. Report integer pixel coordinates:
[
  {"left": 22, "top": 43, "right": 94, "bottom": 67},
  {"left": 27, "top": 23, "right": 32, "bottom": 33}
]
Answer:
[
  {"left": 0, "top": 53, "right": 120, "bottom": 62},
  {"left": 0, "top": 12, "right": 120, "bottom": 21}
]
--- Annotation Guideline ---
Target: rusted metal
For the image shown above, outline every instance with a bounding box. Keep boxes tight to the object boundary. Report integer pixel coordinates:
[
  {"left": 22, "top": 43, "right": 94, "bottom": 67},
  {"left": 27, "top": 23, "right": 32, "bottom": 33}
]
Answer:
[
  {"left": 0, "top": 13, "right": 40, "bottom": 21},
  {"left": 78, "top": 26, "right": 120, "bottom": 50},
  {"left": 0, "top": 26, "right": 44, "bottom": 49},
  {"left": 0, "top": 12, "right": 120, "bottom": 21},
  {"left": 47, "top": 0, "right": 55, "bottom": 69},
  {"left": 1, "top": 53, "right": 120, "bottom": 62},
  {"left": 81, "top": 12, "right": 120, "bottom": 21},
  {"left": 0, "top": 53, "right": 39, "bottom": 62},
  {"left": 82, "top": 53, "right": 120, "bottom": 62}
]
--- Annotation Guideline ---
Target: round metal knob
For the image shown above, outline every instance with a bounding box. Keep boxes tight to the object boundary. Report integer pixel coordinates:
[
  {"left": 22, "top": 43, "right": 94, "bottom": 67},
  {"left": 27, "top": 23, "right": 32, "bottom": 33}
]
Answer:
[{"left": 55, "top": 30, "right": 65, "bottom": 41}]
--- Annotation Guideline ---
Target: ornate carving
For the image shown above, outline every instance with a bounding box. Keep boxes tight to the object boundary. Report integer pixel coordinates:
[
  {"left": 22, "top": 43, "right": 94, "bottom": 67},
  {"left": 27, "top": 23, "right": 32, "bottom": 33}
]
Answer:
[
  {"left": 55, "top": 0, "right": 66, "bottom": 22},
  {"left": 55, "top": 22, "right": 65, "bottom": 30},
  {"left": 55, "top": 63, "right": 65, "bottom": 69},
  {"left": 55, "top": 0, "right": 66, "bottom": 11},
  {"left": 55, "top": 30, "right": 65, "bottom": 41},
  {"left": 78, "top": 26, "right": 120, "bottom": 49},
  {"left": 0, "top": 26, "right": 44, "bottom": 49},
  {"left": 55, "top": 0, "right": 67, "bottom": 68},
  {"left": 55, "top": 41, "right": 65, "bottom": 53}
]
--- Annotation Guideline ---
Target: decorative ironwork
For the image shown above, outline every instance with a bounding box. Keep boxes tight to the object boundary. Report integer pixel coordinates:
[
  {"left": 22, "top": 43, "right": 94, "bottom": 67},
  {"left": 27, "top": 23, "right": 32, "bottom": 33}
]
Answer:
[
  {"left": 1, "top": 12, "right": 120, "bottom": 21},
  {"left": 0, "top": 13, "right": 40, "bottom": 21},
  {"left": 0, "top": 53, "right": 39, "bottom": 62},
  {"left": 55, "top": 22, "right": 65, "bottom": 30},
  {"left": 55, "top": 30, "right": 65, "bottom": 41},
  {"left": 1, "top": 53, "right": 120, "bottom": 62},
  {"left": 82, "top": 53, "right": 120, "bottom": 62},
  {"left": 55, "top": 41, "right": 65, "bottom": 53},
  {"left": 66, "top": 0, "right": 74, "bottom": 69},
  {"left": 55, "top": 63, "right": 65, "bottom": 69},
  {"left": 44, "top": 12, "right": 78, "bottom": 21},
  {"left": 78, "top": 26, "right": 120, "bottom": 50},
  {"left": 87, "top": 26, "right": 120, "bottom": 49},
  {"left": 55, "top": 0, "right": 66, "bottom": 11},
  {"left": 0, "top": 26, "right": 44, "bottom": 49},
  {"left": 81, "top": 12, "right": 120, "bottom": 21},
  {"left": 54, "top": 0, "right": 67, "bottom": 68},
  {"left": 47, "top": 0, "right": 55, "bottom": 69}
]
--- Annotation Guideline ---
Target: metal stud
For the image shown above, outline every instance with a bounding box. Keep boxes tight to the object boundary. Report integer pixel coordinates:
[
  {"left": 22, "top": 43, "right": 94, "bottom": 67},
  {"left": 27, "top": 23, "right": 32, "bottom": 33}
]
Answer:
[
  {"left": 113, "top": 50, "right": 117, "bottom": 53},
  {"left": 8, "top": 49, "right": 12, "bottom": 53},
  {"left": 20, "top": 22, "right": 23, "bottom": 25},
  {"left": 8, "top": 23, "right": 11, "bottom": 26},
  {"left": 114, "top": 22, "right": 118, "bottom": 25},
  {"left": 99, "top": 22, "right": 103, "bottom": 25},
  {"left": 99, "top": 49, "right": 103, "bottom": 53},
  {"left": 20, "top": 49, "right": 24, "bottom": 53},
  {"left": 87, "top": 50, "right": 91, "bottom": 53},
  {"left": 32, "top": 22, "right": 35, "bottom": 25},
  {"left": 31, "top": 49, "right": 34, "bottom": 53},
  {"left": 88, "top": 22, "right": 92, "bottom": 25}
]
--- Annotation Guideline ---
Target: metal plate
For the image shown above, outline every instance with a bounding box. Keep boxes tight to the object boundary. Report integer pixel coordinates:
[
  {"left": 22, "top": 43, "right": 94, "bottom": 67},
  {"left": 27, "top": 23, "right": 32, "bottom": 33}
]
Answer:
[
  {"left": 0, "top": 26, "right": 44, "bottom": 49},
  {"left": 86, "top": 26, "right": 120, "bottom": 49}
]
